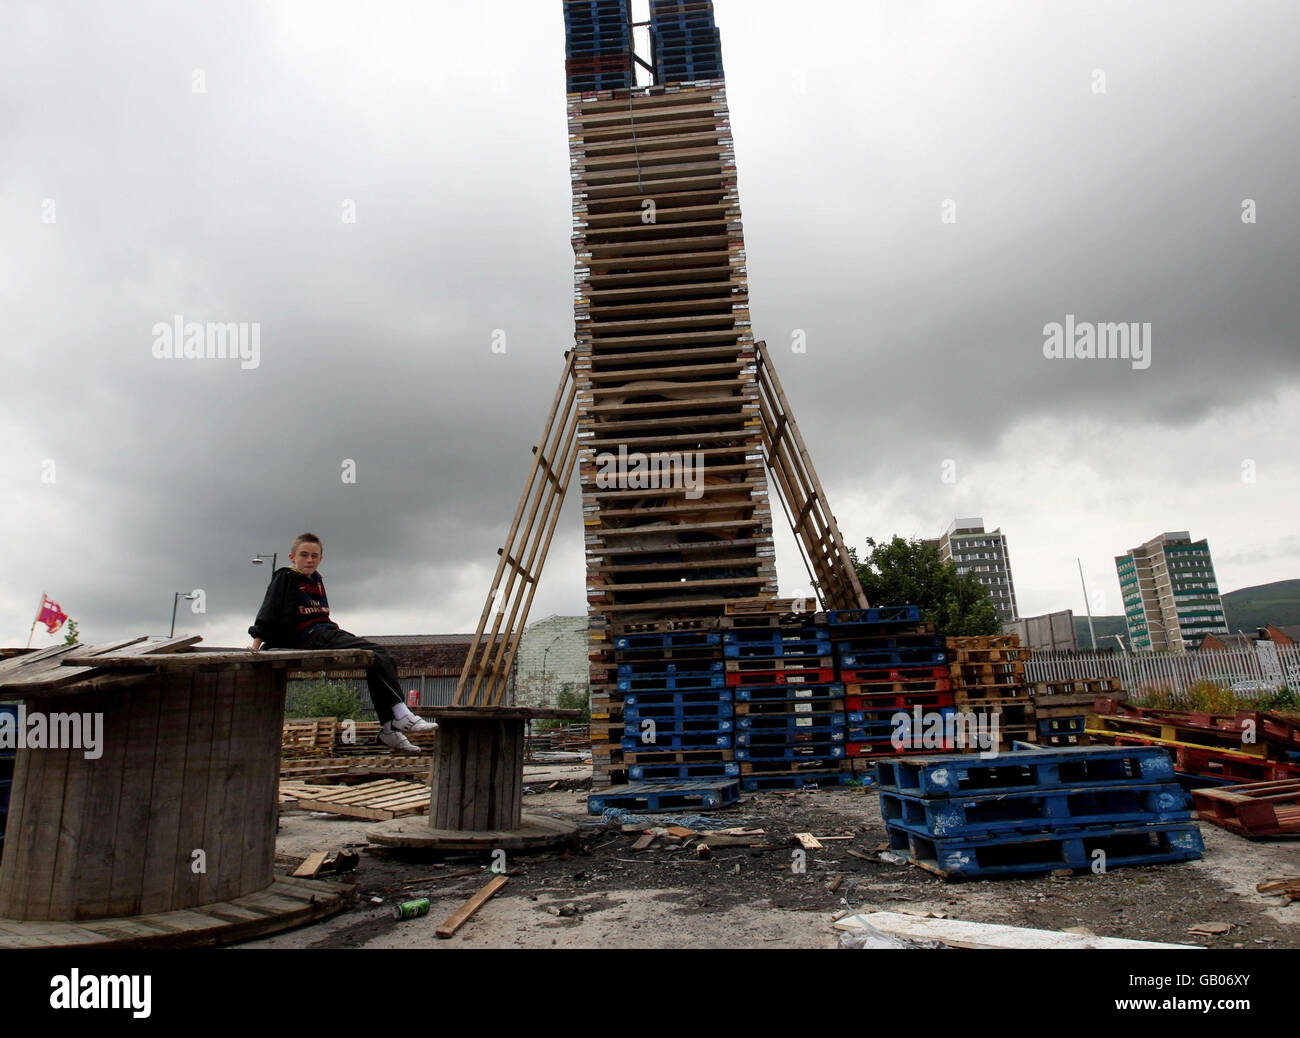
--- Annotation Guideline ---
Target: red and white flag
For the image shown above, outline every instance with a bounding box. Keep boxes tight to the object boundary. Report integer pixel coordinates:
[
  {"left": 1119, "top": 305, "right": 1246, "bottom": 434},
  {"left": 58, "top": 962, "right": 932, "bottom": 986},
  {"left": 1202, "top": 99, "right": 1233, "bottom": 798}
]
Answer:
[{"left": 37, "top": 594, "right": 69, "bottom": 634}]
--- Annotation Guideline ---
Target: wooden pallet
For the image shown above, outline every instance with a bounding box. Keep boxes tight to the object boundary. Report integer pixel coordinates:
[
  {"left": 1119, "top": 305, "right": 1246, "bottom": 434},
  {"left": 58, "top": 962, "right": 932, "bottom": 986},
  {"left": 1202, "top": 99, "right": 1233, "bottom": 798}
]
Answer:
[
  {"left": 279, "top": 756, "right": 430, "bottom": 781},
  {"left": 1191, "top": 779, "right": 1300, "bottom": 837},
  {"left": 282, "top": 717, "right": 339, "bottom": 756},
  {"left": 278, "top": 779, "right": 430, "bottom": 820}
]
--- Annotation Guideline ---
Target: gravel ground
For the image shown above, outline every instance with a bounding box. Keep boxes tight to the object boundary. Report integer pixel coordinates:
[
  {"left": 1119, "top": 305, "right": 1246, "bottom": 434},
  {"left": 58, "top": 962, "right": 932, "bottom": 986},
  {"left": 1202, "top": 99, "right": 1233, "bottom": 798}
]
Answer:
[{"left": 236, "top": 765, "right": 1300, "bottom": 950}]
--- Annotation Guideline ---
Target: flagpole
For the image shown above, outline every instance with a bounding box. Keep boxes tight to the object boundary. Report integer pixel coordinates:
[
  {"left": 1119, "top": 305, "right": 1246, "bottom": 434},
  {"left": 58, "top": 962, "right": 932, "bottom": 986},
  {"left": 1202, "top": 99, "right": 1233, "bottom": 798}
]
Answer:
[{"left": 26, "top": 592, "right": 44, "bottom": 649}]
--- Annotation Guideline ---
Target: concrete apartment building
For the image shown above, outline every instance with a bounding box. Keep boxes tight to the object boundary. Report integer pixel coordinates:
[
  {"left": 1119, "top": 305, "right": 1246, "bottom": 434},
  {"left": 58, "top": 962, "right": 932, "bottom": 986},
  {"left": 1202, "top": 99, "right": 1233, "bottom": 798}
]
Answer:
[
  {"left": 937, "top": 518, "right": 1020, "bottom": 624},
  {"left": 1115, "top": 532, "right": 1228, "bottom": 652},
  {"left": 513, "top": 614, "right": 588, "bottom": 710}
]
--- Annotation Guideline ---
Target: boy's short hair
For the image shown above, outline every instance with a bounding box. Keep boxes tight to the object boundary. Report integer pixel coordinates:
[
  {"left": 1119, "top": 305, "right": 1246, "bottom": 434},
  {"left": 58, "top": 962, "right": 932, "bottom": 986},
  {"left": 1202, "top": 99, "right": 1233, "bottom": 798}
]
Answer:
[{"left": 291, "top": 532, "right": 323, "bottom": 554}]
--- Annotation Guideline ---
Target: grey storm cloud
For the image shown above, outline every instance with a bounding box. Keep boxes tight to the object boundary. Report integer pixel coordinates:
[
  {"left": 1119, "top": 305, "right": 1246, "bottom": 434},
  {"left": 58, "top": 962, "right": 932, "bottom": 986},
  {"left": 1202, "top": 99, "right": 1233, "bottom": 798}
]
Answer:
[{"left": 1, "top": 0, "right": 1297, "bottom": 646}]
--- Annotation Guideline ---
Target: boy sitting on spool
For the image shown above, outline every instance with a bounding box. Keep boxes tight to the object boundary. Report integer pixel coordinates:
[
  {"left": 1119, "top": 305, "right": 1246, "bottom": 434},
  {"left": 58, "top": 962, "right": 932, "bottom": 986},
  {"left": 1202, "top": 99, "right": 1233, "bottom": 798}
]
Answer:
[{"left": 249, "top": 532, "right": 436, "bottom": 753}]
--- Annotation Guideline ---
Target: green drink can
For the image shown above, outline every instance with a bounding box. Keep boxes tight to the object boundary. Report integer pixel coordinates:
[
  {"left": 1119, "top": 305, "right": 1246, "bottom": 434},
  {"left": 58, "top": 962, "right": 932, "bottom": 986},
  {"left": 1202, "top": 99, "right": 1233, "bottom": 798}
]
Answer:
[{"left": 393, "top": 898, "right": 430, "bottom": 920}]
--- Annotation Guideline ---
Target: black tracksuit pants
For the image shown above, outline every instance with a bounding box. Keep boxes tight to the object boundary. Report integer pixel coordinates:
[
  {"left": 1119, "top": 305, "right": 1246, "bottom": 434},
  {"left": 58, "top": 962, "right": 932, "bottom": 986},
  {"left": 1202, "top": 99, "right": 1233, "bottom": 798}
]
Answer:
[{"left": 303, "top": 629, "right": 404, "bottom": 723}]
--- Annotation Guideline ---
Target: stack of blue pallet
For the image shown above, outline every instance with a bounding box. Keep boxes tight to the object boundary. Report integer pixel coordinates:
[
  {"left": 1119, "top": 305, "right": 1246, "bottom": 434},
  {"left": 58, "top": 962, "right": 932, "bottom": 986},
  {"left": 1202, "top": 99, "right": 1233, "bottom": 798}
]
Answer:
[
  {"left": 564, "top": 0, "right": 634, "bottom": 93},
  {"left": 874, "top": 746, "right": 1205, "bottom": 879},
  {"left": 0, "top": 703, "right": 16, "bottom": 865},
  {"left": 589, "top": 628, "right": 740, "bottom": 814},
  {"left": 723, "top": 613, "right": 850, "bottom": 793},
  {"left": 649, "top": 0, "right": 724, "bottom": 85}
]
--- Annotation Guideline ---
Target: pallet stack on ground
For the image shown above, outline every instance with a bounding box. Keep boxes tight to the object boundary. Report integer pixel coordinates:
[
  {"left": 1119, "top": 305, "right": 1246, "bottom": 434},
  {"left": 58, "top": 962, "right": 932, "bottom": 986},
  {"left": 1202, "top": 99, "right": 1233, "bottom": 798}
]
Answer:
[
  {"left": 618, "top": 624, "right": 737, "bottom": 787},
  {"left": 875, "top": 746, "right": 1204, "bottom": 879},
  {"left": 947, "top": 635, "right": 1035, "bottom": 750},
  {"left": 723, "top": 603, "right": 850, "bottom": 793},
  {"left": 0, "top": 703, "right": 15, "bottom": 864},
  {"left": 564, "top": 0, "right": 633, "bottom": 94},
  {"left": 1030, "top": 677, "right": 1121, "bottom": 747},
  {"left": 826, "top": 605, "right": 956, "bottom": 772},
  {"left": 649, "top": 0, "right": 724, "bottom": 85},
  {"left": 1089, "top": 699, "right": 1300, "bottom": 786}
]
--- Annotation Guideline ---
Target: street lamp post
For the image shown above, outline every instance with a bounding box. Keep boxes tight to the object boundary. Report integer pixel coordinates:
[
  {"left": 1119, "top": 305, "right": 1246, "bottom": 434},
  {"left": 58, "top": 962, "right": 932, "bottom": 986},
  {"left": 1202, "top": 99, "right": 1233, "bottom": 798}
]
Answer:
[
  {"left": 170, "top": 592, "right": 198, "bottom": 638},
  {"left": 251, "top": 552, "right": 278, "bottom": 574}
]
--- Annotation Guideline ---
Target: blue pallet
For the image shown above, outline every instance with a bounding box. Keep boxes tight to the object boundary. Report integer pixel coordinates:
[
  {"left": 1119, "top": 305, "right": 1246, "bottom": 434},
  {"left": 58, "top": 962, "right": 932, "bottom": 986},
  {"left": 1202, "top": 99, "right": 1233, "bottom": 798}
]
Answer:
[
  {"left": 722, "top": 626, "right": 828, "bottom": 644},
  {"left": 618, "top": 673, "right": 726, "bottom": 692},
  {"left": 616, "top": 632, "right": 721, "bottom": 650},
  {"left": 832, "top": 634, "right": 945, "bottom": 652},
  {"left": 738, "top": 712, "right": 845, "bottom": 730},
  {"left": 622, "top": 733, "right": 731, "bottom": 751},
  {"left": 1038, "top": 717, "right": 1086, "bottom": 736},
  {"left": 618, "top": 659, "right": 723, "bottom": 677},
  {"left": 741, "top": 771, "right": 850, "bottom": 792},
  {"left": 623, "top": 687, "right": 732, "bottom": 707},
  {"left": 623, "top": 702, "right": 734, "bottom": 722},
  {"left": 567, "top": 77, "right": 634, "bottom": 93},
  {"left": 587, "top": 779, "right": 739, "bottom": 816},
  {"left": 623, "top": 715, "right": 733, "bottom": 734},
  {"left": 840, "top": 650, "right": 947, "bottom": 668},
  {"left": 734, "top": 682, "right": 844, "bottom": 701},
  {"left": 880, "top": 782, "right": 1193, "bottom": 840},
  {"left": 630, "top": 761, "right": 741, "bottom": 781},
  {"left": 873, "top": 746, "right": 1178, "bottom": 798},
  {"left": 736, "top": 729, "right": 845, "bottom": 747},
  {"left": 723, "top": 639, "right": 831, "bottom": 659},
  {"left": 827, "top": 606, "right": 922, "bottom": 625},
  {"left": 736, "top": 744, "right": 845, "bottom": 762},
  {"left": 887, "top": 821, "right": 1204, "bottom": 879}
]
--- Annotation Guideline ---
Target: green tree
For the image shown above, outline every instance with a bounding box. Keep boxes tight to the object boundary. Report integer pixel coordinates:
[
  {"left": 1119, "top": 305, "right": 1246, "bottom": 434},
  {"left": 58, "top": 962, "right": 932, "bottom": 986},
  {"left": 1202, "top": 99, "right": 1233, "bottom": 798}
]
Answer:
[
  {"left": 62, "top": 619, "right": 80, "bottom": 645},
  {"left": 852, "top": 536, "right": 1001, "bottom": 636},
  {"left": 285, "top": 679, "right": 363, "bottom": 720}
]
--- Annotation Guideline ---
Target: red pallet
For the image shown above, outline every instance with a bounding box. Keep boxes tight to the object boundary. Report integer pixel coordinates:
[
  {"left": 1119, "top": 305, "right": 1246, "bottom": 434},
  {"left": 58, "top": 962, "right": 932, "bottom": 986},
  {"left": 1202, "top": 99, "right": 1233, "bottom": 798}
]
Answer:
[
  {"left": 846, "top": 691, "right": 955, "bottom": 712},
  {"left": 1191, "top": 779, "right": 1300, "bottom": 838},
  {"left": 839, "top": 665, "right": 949, "bottom": 684},
  {"left": 725, "top": 668, "right": 835, "bottom": 688}
]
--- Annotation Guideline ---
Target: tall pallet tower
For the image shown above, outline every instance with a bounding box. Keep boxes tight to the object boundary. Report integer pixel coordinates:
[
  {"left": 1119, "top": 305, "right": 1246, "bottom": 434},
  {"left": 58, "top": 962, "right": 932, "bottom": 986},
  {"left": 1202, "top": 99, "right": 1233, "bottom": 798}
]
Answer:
[{"left": 457, "top": 1, "right": 865, "bottom": 788}]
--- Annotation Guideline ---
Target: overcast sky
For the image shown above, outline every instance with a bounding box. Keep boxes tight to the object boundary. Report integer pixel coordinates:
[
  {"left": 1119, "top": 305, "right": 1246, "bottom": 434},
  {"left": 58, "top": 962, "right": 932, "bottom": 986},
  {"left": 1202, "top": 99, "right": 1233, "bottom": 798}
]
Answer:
[{"left": 3, "top": 0, "right": 1297, "bottom": 649}]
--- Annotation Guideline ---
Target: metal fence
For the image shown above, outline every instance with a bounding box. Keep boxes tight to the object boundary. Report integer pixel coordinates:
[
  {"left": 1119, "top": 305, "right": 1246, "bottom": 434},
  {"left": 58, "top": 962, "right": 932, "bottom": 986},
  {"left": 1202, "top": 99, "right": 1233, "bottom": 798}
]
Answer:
[{"left": 1026, "top": 643, "right": 1300, "bottom": 699}]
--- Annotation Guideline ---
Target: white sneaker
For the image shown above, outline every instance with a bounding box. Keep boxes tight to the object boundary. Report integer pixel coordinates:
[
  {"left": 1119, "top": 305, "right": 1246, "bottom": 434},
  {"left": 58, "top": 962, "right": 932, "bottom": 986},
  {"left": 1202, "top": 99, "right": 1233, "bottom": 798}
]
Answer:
[
  {"left": 379, "top": 729, "right": 419, "bottom": 753},
  {"left": 392, "top": 714, "right": 438, "bottom": 733}
]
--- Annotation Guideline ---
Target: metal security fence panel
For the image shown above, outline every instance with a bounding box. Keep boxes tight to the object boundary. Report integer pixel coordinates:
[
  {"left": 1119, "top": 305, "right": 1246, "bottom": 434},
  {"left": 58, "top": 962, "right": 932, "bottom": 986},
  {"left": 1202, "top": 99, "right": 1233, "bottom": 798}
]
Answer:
[{"left": 1027, "top": 645, "right": 1300, "bottom": 700}]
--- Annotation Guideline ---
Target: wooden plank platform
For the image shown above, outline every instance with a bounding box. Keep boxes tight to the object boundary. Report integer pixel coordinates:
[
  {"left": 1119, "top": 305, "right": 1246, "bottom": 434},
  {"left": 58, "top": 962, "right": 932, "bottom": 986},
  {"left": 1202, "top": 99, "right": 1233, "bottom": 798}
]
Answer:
[
  {"left": 0, "top": 875, "right": 350, "bottom": 949},
  {"left": 278, "top": 779, "right": 430, "bottom": 820}
]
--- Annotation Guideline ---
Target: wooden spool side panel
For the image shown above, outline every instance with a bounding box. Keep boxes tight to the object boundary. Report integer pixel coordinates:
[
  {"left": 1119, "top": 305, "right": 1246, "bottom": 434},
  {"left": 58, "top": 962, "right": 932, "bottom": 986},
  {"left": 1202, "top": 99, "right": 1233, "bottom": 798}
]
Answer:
[
  {"left": 173, "top": 668, "right": 218, "bottom": 910},
  {"left": 48, "top": 691, "right": 108, "bottom": 918},
  {"left": 138, "top": 668, "right": 193, "bottom": 915},
  {"left": 105, "top": 680, "right": 164, "bottom": 918},
  {"left": 211, "top": 668, "right": 252, "bottom": 903},
  {"left": 238, "top": 667, "right": 283, "bottom": 895},
  {"left": 58, "top": 694, "right": 131, "bottom": 920},
  {"left": 198, "top": 667, "right": 238, "bottom": 904},
  {"left": 0, "top": 725, "right": 33, "bottom": 910},
  {"left": 430, "top": 719, "right": 458, "bottom": 831},
  {"left": 16, "top": 723, "right": 71, "bottom": 919},
  {"left": 472, "top": 723, "right": 494, "bottom": 831},
  {"left": 457, "top": 722, "right": 478, "bottom": 831}
]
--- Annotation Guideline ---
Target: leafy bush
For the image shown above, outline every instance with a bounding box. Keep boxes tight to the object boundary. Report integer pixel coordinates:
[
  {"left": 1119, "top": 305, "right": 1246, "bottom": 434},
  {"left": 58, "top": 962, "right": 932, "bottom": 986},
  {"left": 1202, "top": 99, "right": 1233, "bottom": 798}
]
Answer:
[{"left": 286, "top": 679, "right": 363, "bottom": 720}]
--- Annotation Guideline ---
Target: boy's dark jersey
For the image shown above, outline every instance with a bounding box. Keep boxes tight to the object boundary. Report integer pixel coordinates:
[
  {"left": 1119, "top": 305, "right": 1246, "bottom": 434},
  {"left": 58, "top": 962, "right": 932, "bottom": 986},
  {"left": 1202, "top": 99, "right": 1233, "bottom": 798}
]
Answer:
[{"left": 249, "top": 567, "right": 341, "bottom": 648}]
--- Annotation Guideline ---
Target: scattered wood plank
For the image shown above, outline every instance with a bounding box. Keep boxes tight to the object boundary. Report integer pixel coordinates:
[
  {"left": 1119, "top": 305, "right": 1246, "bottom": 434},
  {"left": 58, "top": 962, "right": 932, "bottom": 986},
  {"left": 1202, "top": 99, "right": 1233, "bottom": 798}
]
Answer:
[
  {"left": 436, "top": 876, "right": 509, "bottom": 939},
  {"left": 794, "top": 833, "right": 823, "bottom": 850},
  {"left": 631, "top": 834, "right": 656, "bottom": 852},
  {"left": 835, "top": 911, "right": 1203, "bottom": 950},
  {"left": 291, "top": 852, "right": 329, "bottom": 879}
]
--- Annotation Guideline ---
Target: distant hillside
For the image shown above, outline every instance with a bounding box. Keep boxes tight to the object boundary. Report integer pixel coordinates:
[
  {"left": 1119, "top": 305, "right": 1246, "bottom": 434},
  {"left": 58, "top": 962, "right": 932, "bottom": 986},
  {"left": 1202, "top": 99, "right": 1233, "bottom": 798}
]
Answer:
[
  {"left": 1068, "top": 579, "right": 1300, "bottom": 648},
  {"left": 1072, "top": 615, "right": 1128, "bottom": 650},
  {"left": 1223, "top": 578, "right": 1300, "bottom": 632}
]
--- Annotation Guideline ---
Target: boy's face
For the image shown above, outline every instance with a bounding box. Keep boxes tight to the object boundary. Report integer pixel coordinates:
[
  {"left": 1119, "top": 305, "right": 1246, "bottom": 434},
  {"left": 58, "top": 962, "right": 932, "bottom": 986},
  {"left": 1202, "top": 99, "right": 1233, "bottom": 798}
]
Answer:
[{"left": 290, "top": 542, "right": 322, "bottom": 575}]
